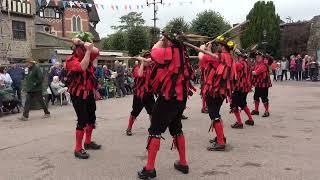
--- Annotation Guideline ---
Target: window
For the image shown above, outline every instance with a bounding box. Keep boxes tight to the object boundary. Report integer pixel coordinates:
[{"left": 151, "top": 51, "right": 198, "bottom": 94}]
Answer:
[
  {"left": 44, "top": 8, "right": 55, "bottom": 18},
  {"left": 72, "top": 16, "right": 81, "bottom": 32},
  {"left": 12, "top": 21, "right": 26, "bottom": 40},
  {"left": 55, "top": 12, "right": 60, "bottom": 18}
]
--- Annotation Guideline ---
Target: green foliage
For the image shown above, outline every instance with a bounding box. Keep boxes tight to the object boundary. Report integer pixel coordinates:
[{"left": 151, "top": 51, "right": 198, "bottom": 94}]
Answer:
[
  {"left": 127, "top": 26, "right": 149, "bottom": 56},
  {"left": 73, "top": 32, "right": 94, "bottom": 43},
  {"left": 164, "top": 17, "right": 190, "bottom": 33},
  {"left": 190, "top": 10, "right": 231, "bottom": 37},
  {"left": 102, "top": 31, "right": 128, "bottom": 50},
  {"left": 111, "top": 12, "right": 145, "bottom": 31},
  {"left": 240, "top": 1, "right": 281, "bottom": 57}
]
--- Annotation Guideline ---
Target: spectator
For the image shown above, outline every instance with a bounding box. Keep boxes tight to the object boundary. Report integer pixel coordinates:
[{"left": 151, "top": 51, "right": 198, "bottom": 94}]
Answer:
[
  {"left": 7, "top": 64, "right": 25, "bottom": 105},
  {"left": 48, "top": 62, "right": 62, "bottom": 85},
  {"left": 115, "top": 61, "right": 127, "bottom": 98},
  {"left": 51, "top": 76, "right": 71, "bottom": 104},
  {"left": 59, "top": 62, "right": 68, "bottom": 85},
  {"left": 296, "top": 54, "right": 303, "bottom": 81},
  {"left": 309, "top": 57, "right": 319, "bottom": 81},
  {"left": 95, "top": 65, "right": 104, "bottom": 80},
  {"left": 0, "top": 67, "right": 13, "bottom": 88},
  {"left": 289, "top": 55, "right": 297, "bottom": 80},
  {"left": 271, "top": 60, "right": 278, "bottom": 81},
  {"left": 103, "top": 65, "right": 111, "bottom": 79},
  {"left": 302, "top": 55, "right": 308, "bottom": 79},
  {"left": 18, "top": 59, "right": 50, "bottom": 121},
  {"left": 280, "top": 57, "right": 289, "bottom": 81}
]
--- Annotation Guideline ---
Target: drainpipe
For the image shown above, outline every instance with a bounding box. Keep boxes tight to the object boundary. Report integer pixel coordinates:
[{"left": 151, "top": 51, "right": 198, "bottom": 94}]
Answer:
[{"left": 61, "top": 10, "right": 65, "bottom": 37}]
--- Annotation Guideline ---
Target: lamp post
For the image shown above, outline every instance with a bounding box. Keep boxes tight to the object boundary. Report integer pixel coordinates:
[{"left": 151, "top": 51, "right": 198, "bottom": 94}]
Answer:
[{"left": 147, "top": 0, "right": 163, "bottom": 43}]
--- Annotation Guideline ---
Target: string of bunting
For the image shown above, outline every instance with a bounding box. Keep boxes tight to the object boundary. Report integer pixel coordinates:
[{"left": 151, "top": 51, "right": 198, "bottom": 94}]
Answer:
[{"left": 32, "top": 0, "right": 214, "bottom": 11}]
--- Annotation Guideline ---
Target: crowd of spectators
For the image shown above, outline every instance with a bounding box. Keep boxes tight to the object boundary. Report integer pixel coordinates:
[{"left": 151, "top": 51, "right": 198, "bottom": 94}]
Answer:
[{"left": 271, "top": 54, "right": 319, "bottom": 82}]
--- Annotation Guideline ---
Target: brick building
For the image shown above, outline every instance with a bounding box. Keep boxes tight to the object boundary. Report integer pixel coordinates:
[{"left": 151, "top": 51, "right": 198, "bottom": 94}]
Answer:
[
  {"left": 0, "top": 0, "right": 36, "bottom": 64},
  {"left": 35, "top": 0, "right": 100, "bottom": 40}
]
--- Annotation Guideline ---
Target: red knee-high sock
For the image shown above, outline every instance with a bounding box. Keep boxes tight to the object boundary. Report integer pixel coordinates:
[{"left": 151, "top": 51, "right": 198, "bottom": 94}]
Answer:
[
  {"left": 145, "top": 138, "right": 160, "bottom": 170},
  {"left": 254, "top": 101, "right": 260, "bottom": 111},
  {"left": 264, "top": 103, "right": 269, "bottom": 112},
  {"left": 243, "top": 106, "right": 254, "bottom": 121},
  {"left": 214, "top": 120, "right": 225, "bottom": 145},
  {"left": 84, "top": 125, "right": 93, "bottom": 145},
  {"left": 234, "top": 110, "right": 243, "bottom": 124},
  {"left": 127, "top": 115, "right": 135, "bottom": 130},
  {"left": 176, "top": 135, "right": 188, "bottom": 166},
  {"left": 75, "top": 129, "right": 84, "bottom": 152}
]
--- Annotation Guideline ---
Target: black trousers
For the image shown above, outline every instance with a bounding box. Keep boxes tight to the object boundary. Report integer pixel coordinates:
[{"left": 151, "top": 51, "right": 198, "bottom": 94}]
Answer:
[
  {"left": 131, "top": 94, "right": 155, "bottom": 117},
  {"left": 253, "top": 87, "right": 269, "bottom": 103},
  {"left": 296, "top": 71, "right": 302, "bottom": 81},
  {"left": 116, "top": 77, "right": 127, "bottom": 96},
  {"left": 148, "top": 96, "right": 186, "bottom": 136},
  {"left": 23, "top": 91, "right": 50, "bottom": 118},
  {"left": 281, "top": 70, "right": 288, "bottom": 81},
  {"left": 230, "top": 91, "right": 248, "bottom": 110},
  {"left": 71, "top": 94, "right": 96, "bottom": 130},
  {"left": 206, "top": 95, "right": 225, "bottom": 121},
  {"left": 272, "top": 70, "right": 277, "bottom": 81},
  {"left": 12, "top": 85, "right": 22, "bottom": 103}
]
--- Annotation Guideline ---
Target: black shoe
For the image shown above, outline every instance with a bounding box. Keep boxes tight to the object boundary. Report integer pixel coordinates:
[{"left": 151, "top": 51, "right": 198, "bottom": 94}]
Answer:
[
  {"left": 262, "top": 112, "right": 270, "bottom": 117},
  {"left": 74, "top": 149, "right": 90, "bottom": 159},
  {"left": 251, "top": 110, "right": 259, "bottom": 115},
  {"left": 174, "top": 160, "right": 189, "bottom": 174},
  {"left": 245, "top": 120, "right": 254, "bottom": 126},
  {"left": 207, "top": 143, "right": 225, "bottom": 151},
  {"left": 231, "top": 122, "right": 244, "bottom": 129},
  {"left": 126, "top": 129, "right": 133, "bottom": 136},
  {"left": 209, "top": 137, "right": 227, "bottom": 144},
  {"left": 181, "top": 115, "right": 188, "bottom": 120},
  {"left": 84, "top": 141, "right": 101, "bottom": 150},
  {"left": 137, "top": 167, "right": 156, "bottom": 179}
]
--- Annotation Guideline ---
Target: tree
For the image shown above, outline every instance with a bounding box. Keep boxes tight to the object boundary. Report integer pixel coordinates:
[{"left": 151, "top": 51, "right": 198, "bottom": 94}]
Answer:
[
  {"left": 164, "top": 17, "right": 190, "bottom": 33},
  {"left": 127, "top": 26, "right": 149, "bottom": 56},
  {"left": 240, "top": 1, "right": 281, "bottom": 57},
  {"left": 111, "top": 12, "right": 145, "bottom": 31},
  {"left": 190, "top": 10, "right": 231, "bottom": 38},
  {"left": 102, "top": 31, "right": 128, "bottom": 50}
]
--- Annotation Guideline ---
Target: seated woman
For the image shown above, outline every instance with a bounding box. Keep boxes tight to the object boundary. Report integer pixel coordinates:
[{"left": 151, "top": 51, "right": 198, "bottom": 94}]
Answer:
[
  {"left": 50, "top": 76, "right": 71, "bottom": 104},
  {"left": 0, "top": 67, "right": 13, "bottom": 88}
]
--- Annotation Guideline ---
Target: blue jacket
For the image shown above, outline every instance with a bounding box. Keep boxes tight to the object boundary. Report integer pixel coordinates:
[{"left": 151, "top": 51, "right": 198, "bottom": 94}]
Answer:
[{"left": 7, "top": 67, "right": 25, "bottom": 88}]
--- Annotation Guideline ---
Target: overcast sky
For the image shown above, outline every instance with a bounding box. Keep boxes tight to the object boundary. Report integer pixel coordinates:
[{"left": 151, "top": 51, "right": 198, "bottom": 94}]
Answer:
[{"left": 95, "top": 0, "right": 320, "bottom": 38}]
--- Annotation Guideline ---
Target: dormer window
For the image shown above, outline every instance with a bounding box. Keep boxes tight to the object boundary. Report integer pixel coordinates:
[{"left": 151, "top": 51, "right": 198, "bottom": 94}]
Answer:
[
  {"left": 44, "top": 8, "right": 55, "bottom": 18},
  {"left": 39, "top": 8, "right": 60, "bottom": 19}
]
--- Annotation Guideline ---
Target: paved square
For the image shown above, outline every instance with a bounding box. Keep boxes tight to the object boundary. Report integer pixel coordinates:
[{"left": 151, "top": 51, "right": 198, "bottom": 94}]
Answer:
[{"left": 0, "top": 81, "right": 319, "bottom": 180}]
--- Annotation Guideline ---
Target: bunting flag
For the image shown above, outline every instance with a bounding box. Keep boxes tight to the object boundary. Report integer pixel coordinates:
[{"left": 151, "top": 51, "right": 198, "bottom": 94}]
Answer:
[{"left": 55, "top": 0, "right": 213, "bottom": 12}]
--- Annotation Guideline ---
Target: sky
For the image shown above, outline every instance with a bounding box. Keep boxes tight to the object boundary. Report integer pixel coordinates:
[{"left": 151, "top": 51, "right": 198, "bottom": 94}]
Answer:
[{"left": 95, "top": 0, "right": 320, "bottom": 38}]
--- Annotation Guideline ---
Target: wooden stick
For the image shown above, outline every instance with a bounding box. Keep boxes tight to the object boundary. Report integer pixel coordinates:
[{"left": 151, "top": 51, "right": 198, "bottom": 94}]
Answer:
[
  {"left": 183, "top": 42, "right": 217, "bottom": 58},
  {"left": 207, "top": 20, "right": 250, "bottom": 44}
]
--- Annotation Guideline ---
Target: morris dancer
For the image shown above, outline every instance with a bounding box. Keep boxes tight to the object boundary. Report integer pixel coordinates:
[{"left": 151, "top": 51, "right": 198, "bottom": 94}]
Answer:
[
  {"left": 200, "top": 36, "right": 237, "bottom": 151},
  {"left": 66, "top": 33, "right": 101, "bottom": 159},
  {"left": 126, "top": 52, "right": 155, "bottom": 136},
  {"left": 137, "top": 32, "right": 195, "bottom": 179},
  {"left": 251, "top": 51, "right": 272, "bottom": 117},
  {"left": 230, "top": 51, "right": 254, "bottom": 128}
]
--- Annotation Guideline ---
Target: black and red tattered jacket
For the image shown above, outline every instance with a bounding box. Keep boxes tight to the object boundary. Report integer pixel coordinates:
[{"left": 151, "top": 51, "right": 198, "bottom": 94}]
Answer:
[
  {"left": 201, "top": 52, "right": 237, "bottom": 98},
  {"left": 132, "top": 64, "right": 153, "bottom": 98},
  {"left": 252, "top": 61, "right": 272, "bottom": 88},
  {"left": 66, "top": 51, "right": 99, "bottom": 99},
  {"left": 150, "top": 46, "right": 196, "bottom": 101},
  {"left": 234, "top": 58, "right": 252, "bottom": 93}
]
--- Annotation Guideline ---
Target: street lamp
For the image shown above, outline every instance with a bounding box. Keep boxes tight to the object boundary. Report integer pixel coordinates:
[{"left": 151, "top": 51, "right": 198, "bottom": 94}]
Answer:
[{"left": 147, "top": 0, "right": 163, "bottom": 43}]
